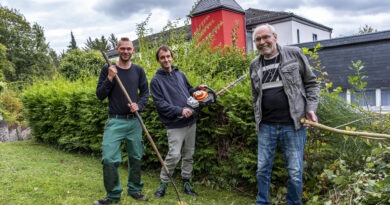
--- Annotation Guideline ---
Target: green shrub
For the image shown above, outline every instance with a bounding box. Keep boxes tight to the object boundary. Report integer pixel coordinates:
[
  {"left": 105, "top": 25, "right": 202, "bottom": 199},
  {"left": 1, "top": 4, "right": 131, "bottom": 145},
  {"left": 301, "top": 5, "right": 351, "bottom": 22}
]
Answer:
[
  {"left": 58, "top": 49, "right": 105, "bottom": 81},
  {"left": 0, "top": 88, "right": 23, "bottom": 124},
  {"left": 21, "top": 77, "right": 106, "bottom": 151}
]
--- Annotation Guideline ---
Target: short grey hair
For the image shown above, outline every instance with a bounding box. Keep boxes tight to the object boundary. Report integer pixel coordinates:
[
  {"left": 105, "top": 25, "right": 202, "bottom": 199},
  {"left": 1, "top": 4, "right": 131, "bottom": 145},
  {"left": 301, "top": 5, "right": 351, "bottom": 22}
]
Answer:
[{"left": 252, "top": 24, "right": 276, "bottom": 39}]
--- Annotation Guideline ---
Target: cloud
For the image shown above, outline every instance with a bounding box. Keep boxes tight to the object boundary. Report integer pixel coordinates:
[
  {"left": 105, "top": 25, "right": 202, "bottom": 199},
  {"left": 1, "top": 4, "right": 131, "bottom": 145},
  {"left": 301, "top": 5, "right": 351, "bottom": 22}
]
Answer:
[
  {"left": 93, "top": 0, "right": 194, "bottom": 19},
  {"left": 238, "top": 0, "right": 390, "bottom": 15},
  {"left": 237, "top": 0, "right": 302, "bottom": 10},
  {"left": 310, "top": 0, "right": 390, "bottom": 14},
  {"left": 288, "top": 5, "right": 390, "bottom": 37}
]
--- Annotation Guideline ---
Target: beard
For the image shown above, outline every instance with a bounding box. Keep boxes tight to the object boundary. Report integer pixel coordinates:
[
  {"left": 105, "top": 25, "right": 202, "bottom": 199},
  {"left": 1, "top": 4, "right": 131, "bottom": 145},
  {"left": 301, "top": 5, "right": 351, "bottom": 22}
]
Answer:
[
  {"left": 258, "top": 43, "right": 276, "bottom": 57},
  {"left": 119, "top": 54, "right": 131, "bottom": 62}
]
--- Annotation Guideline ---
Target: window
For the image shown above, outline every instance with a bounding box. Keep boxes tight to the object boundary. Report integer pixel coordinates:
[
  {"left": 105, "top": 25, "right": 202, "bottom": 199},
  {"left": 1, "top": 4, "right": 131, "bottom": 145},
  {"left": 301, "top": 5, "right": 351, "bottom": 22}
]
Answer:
[
  {"left": 351, "top": 90, "right": 376, "bottom": 106},
  {"left": 338, "top": 91, "right": 347, "bottom": 100},
  {"left": 381, "top": 88, "right": 390, "bottom": 106},
  {"left": 297, "top": 29, "right": 300, "bottom": 43},
  {"left": 246, "top": 31, "right": 253, "bottom": 53},
  {"left": 312, "top": 34, "right": 318, "bottom": 41}
]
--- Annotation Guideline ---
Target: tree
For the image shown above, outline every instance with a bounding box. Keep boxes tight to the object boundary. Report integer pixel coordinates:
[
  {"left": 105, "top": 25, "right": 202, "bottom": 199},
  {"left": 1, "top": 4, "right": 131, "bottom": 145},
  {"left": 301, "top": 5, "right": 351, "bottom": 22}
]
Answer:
[
  {"left": 49, "top": 48, "right": 60, "bottom": 68},
  {"left": 358, "top": 24, "right": 377, "bottom": 34},
  {"left": 58, "top": 49, "right": 105, "bottom": 81},
  {"left": 0, "top": 6, "right": 55, "bottom": 83},
  {"left": 108, "top": 33, "right": 118, "bottom": 49},
  {"left": 0, "top": 43, "right": 14, "bottom": 82},
  {"left": 83, "top": 35, "right": 111, "bottom": 52},
  {"left": 67, "top": 31, "right": 78, "bottom": 51}
]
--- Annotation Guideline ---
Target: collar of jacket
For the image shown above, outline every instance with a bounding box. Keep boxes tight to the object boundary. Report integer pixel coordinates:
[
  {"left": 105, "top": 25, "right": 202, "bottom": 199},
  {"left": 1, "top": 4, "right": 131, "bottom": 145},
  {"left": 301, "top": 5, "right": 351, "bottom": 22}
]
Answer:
[
  {"left": 156, "top": 66, "right": 179, "bottom": 75},
  {"left": 258, "top": 43, "right": 283, "bottom": 64}
]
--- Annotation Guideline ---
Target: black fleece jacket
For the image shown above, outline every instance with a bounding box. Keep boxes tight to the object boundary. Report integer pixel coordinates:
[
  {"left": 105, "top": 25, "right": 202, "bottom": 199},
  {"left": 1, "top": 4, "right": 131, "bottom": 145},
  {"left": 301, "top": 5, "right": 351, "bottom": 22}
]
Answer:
[{"left": 150, "top": 66, "right": 197, "bottom": 128}]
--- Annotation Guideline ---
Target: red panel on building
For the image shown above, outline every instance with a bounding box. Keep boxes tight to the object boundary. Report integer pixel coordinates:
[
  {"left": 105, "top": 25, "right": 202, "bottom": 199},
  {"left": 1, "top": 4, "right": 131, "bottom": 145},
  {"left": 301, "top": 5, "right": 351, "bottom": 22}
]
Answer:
[{"left": 191, "top": 9, "right": 246, "bottom": 50}]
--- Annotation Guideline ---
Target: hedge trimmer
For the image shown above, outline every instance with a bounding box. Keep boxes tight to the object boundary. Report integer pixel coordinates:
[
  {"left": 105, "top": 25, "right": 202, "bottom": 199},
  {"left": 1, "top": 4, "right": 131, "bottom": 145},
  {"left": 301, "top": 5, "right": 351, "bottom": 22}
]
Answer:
[{"left": 186, "top": 74, "right": 247, "bottom": 110}]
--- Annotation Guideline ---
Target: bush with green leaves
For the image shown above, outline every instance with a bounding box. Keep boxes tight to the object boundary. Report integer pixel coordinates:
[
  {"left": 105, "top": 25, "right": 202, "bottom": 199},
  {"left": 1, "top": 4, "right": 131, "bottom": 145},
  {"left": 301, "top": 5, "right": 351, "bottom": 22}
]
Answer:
[
  {"left": 58, "top": 49, "right": 105, "bottom": 81},
  {"left": 306, "top": 143, "right": 390, "bottom": 204},
  {"left": 21, "top": 77, "right": 107, "bottom": 151},
  {"left": 0, "top": 86, "right": 23, "bottom": 124}
]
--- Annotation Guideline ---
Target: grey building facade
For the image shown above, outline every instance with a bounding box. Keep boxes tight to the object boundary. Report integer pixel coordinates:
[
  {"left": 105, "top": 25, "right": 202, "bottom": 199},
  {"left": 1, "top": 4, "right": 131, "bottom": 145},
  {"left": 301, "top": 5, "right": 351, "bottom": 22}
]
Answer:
[{"left": 296, "top": 30, "right": 390, "bottom": 113}]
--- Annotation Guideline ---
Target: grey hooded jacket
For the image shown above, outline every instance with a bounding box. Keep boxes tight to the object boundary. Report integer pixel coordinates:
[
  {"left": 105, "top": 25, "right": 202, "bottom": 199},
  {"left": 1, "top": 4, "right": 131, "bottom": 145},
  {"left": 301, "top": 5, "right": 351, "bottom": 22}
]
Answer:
[{"left": 250, "top": 44, "right": 320, "bottom": 130}]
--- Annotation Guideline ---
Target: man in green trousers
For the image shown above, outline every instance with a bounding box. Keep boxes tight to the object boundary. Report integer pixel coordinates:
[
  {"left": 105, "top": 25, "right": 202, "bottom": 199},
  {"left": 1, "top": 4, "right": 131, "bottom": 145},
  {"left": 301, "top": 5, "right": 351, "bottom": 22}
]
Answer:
[{"left": 94, "top": 37, "right": 149, "bottom": 205}]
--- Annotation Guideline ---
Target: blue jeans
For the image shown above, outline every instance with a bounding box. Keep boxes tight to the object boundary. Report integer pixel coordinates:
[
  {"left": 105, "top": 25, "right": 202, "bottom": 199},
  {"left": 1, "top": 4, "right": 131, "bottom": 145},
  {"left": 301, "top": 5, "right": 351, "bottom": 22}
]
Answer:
[{"left": 256, "top": 123, "right": 306, "bottom": 205}]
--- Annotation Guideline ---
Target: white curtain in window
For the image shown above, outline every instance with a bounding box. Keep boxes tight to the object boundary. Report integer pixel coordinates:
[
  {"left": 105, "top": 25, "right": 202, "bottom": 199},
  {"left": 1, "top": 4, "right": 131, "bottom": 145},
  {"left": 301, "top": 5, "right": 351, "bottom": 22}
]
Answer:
[
  {"left": 381, "top": 88, "right": 390, "bottom": 106},
  {"left": 351, "top": 90, "right": 376, "bottom": 106}
]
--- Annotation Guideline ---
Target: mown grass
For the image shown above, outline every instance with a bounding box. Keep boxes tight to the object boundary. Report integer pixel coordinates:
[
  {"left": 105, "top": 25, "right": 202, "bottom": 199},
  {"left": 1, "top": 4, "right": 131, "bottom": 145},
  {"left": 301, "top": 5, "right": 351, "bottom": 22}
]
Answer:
[{"left": 0, "top": 140, "right": 254, "bottom": 205}]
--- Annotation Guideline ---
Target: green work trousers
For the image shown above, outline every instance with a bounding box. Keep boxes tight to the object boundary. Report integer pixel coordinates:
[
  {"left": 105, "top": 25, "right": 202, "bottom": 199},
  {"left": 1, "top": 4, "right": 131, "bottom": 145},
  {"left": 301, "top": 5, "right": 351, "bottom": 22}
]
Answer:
[{"left": 101, "top": 118, "right": 144, "bottom": 201}]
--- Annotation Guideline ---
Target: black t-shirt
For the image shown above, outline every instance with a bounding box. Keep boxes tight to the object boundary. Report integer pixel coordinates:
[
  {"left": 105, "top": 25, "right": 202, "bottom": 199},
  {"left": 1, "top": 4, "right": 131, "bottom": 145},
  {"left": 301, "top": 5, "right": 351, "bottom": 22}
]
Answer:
[{"left": 261, "top": 54, "right": 294, "bottom": 125}]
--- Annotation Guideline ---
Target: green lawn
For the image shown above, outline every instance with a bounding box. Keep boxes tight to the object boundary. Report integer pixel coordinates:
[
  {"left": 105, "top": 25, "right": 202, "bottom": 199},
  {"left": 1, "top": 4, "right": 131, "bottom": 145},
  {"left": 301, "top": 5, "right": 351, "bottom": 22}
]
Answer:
[{"left": 0, "top": 140, "right": 254, "bottom": 205}]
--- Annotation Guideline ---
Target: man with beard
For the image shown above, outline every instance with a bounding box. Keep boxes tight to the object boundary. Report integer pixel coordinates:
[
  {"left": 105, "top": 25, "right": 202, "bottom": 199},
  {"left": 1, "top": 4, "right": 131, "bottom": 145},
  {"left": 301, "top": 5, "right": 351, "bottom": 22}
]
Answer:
[
  {"left": 250, "top": 24, "right": 319, "bottom": 205},
  {"left": 95, "top": 37, "right": 149, "bottom": 204}
]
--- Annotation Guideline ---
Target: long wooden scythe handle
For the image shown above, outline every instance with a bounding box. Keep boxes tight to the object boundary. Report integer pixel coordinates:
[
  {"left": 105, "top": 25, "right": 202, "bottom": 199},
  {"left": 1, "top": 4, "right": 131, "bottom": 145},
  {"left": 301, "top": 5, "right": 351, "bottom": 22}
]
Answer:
[{"left": 301, "top": 118, "right": 390, "bottom": 140}]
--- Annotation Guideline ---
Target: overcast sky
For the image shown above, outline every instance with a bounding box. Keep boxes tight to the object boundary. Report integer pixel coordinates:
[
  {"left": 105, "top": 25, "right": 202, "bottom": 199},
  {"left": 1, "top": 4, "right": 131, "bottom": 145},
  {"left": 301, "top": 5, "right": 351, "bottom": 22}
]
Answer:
[{"left": 2, "top": 0, "right": 390, "bottom": 53}]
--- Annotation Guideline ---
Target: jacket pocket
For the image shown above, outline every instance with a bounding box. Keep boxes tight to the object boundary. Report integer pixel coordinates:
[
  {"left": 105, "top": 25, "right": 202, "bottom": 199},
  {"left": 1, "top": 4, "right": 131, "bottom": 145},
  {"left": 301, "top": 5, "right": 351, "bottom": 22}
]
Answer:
[
  {"left": 250, "top": 71, "right": 261, "bottom": 91},
  {"left": 281, "top": 61, "right": 300, "bottom": 85}
]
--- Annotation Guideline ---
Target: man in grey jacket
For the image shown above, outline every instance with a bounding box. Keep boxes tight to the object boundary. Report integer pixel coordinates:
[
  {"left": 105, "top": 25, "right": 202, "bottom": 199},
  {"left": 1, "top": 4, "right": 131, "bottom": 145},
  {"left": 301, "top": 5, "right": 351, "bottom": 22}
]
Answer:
[{"left": 250, "top": 24, "right": 319, "bottom": 205}]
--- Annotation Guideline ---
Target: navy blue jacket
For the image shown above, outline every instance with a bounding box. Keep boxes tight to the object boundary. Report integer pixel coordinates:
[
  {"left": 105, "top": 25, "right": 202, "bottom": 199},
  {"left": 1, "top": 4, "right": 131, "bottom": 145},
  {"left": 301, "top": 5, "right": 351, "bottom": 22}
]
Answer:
[{"left": 150, "top": 66, "right": 197, "bottom": 128}]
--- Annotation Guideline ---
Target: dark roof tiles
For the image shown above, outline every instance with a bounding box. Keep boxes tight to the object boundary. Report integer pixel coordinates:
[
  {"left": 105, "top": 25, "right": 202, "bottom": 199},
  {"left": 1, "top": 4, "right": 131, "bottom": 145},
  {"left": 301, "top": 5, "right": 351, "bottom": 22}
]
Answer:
[
  {"left": 245, "top": 8, "right": 332, "bottom": 31},
  {"left": 191, "top": 0, "right": 245, "bottom": 16}
]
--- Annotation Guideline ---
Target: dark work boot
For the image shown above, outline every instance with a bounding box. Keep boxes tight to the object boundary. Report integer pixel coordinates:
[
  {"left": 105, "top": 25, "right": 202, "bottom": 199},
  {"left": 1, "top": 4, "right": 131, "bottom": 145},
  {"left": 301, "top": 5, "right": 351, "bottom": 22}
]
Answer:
[
  {"left": 129, "top": 192, "right": 148, "bottom": 201},
  {"left": 154, "top": 182, "right": 168, "bottom": 197},
  {"left": 182, "top": 179, "right": 198, "bottom": 196}
]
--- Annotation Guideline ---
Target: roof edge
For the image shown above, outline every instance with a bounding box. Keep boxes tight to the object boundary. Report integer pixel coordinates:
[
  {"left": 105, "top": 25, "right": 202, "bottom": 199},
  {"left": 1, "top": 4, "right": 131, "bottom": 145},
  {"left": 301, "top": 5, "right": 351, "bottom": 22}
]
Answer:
[
  {"left": 295, "top": 30, "right": 390, "bottom": 49},
  {"left": 191, "top": 6, "right": 246, "bottom": 17}
]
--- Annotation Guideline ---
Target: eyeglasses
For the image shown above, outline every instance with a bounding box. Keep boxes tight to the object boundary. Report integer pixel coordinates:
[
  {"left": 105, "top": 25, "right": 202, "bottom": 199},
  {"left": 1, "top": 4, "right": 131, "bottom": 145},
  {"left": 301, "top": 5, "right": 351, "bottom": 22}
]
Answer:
[{"left": 253, "top": 35, "right": 272, "bottom": 43}]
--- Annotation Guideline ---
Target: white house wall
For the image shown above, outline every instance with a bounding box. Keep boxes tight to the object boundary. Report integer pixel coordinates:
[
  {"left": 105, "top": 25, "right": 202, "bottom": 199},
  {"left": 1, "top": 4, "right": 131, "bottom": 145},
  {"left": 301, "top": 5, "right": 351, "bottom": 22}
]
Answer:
[
  {"left": 291, "top": 21, "right": 330, "bottom": 44},
  {"left": 272, "top": 21, "right": 293, "bottom": 46},
  {"left": 247, "top": 20, "right": 331, "bottom": 52},
  {"left": 248, "top": 21, "right": 293, "bottom": 51}
]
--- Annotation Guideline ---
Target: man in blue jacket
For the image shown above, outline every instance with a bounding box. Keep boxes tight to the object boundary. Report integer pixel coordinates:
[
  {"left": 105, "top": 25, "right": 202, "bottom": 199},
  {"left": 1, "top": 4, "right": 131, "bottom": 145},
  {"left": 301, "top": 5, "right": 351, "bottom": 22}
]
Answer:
[{"left": 150, "top": 45, "right": 199, "bottom": 198}]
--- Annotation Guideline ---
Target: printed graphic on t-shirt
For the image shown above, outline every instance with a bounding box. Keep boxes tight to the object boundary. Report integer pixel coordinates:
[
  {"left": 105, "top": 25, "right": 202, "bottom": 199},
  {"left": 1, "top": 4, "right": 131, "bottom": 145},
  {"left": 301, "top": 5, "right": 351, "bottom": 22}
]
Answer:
[{"left": 262, "top": 62, "right": 283, "bottom": 90}]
